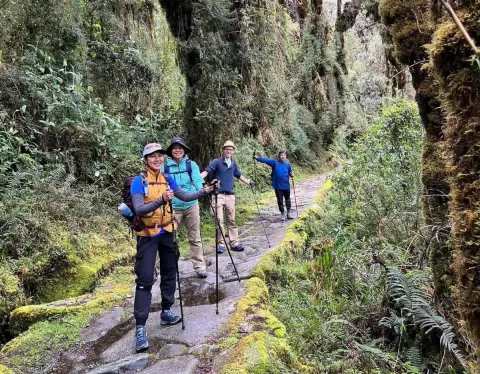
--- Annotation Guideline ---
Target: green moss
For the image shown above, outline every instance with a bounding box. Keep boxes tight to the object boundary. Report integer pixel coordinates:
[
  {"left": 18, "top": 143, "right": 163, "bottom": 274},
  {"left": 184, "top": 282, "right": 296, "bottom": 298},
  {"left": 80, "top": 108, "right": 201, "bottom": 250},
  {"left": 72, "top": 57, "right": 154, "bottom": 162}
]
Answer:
[
  {"left": 0, "top": 266, "right": 134, "bottom": 373},
  {"left": 253, "top": 218, "right": 308, "bottom": 281},
  {"left": 37, "top": 229, "right": 135, "bottom": 302},
  {"left": 0, "top": 263, "right": 25, "bottom": 318},
  {"left": 229, "top": 278, "right": 269, "bottom": 332},
  {"left": 221, "top": 332, "right": 298, "bottom": 374},
  {"left": 9, "top": 295, "right": 92, "bottom": 336},
  {"left": 258, "top": 310, "right": 286, "bottom": 338},
  {"left": 219, "top": 336, "right": 240, "bottom": 351},
  {"left": 0, "top": 364, "right": 14, "bottom": 374}
]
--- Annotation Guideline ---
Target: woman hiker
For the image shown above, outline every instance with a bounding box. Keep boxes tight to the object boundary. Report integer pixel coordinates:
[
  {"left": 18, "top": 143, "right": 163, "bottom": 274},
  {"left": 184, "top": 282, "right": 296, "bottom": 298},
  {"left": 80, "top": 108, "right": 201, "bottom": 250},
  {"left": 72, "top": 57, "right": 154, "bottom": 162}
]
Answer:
[
  {"left": 131, "top": 143, "right": 214, "bottom": 352},
  {"left": 162, "top": 137, "right": 209, "bottom": 279},
  {"left": 254, "top": 151, "right": 294, "bottom": 221}
]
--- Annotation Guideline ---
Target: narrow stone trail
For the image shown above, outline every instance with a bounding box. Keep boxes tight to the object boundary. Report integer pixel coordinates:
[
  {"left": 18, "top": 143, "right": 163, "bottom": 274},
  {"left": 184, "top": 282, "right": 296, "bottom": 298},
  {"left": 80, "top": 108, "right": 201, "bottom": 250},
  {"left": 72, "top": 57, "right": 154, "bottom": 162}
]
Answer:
[{"left": 57, "top": 174, "right": 326, "bottom": 374}]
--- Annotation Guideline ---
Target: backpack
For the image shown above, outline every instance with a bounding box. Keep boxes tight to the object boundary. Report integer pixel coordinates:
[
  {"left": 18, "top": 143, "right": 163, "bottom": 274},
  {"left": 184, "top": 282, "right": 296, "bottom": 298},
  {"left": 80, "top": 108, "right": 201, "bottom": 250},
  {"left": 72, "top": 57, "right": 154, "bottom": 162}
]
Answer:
[
  {"left": 121, "top": 170, "right": 169, "bottom": 233},
  {"left": 163, "top": 159, "right": 194, "bottom": 185}
]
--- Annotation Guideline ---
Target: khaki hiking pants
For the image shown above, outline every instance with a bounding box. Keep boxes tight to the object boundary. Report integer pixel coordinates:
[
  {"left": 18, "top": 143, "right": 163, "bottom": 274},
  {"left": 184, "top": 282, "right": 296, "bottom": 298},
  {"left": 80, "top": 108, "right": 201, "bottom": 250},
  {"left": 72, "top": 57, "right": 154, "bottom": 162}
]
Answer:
[
  {"left": 175, "top": 204, "right": 206, "bottom": 271},
  {"left": 212, "top": 193, "right": 239, "bottom": 248}
]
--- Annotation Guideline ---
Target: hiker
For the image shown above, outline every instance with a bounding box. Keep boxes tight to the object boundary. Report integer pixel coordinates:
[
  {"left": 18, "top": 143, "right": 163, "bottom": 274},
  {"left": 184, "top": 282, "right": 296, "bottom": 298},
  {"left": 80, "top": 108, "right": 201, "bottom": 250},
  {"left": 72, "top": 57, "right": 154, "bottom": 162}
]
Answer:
[
  {"left": 163, "top": 137, "right": 208, "bottom": 279},
  {"left": 131, "top": 143, "right": 214, "bottom": 352},
  {"left": 254, "top": 151, "right": 294, "bottom": 220},
  {"left": 200, "top": 140, "right": 253, "bottom": 253}
]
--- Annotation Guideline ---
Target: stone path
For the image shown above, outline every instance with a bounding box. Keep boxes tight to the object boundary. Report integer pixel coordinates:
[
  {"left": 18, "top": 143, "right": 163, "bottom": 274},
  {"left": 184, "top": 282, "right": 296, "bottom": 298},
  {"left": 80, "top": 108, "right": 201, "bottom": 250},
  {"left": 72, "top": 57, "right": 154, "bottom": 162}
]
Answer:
[{"left": 54, "top": 174, "right": 326, "bottom": 374}]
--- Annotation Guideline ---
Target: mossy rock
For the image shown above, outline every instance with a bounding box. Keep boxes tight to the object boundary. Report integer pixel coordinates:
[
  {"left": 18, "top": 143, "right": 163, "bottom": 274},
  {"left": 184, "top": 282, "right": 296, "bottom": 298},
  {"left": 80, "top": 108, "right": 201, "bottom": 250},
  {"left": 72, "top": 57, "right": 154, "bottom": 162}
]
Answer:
[
  {"left": 35, "top": 229, "right": 134, "bottom": 303},
  {"left": 1, "top": 267, "right": 133, "bottom": 372},
  {"left": 9, "top": 294, "right": 93, "bottom": 336},
  {"left": 0, "top": 263, "right": 25, "bottom": 320},
  {"left": 221, "top": 331, "right": 308, "bottom": 374},
  {"left": 229, "top": 278, "right": 269, "bottom": 331},
  {"left": 9, "top": 265, "right": 132, "bottom": 336}
]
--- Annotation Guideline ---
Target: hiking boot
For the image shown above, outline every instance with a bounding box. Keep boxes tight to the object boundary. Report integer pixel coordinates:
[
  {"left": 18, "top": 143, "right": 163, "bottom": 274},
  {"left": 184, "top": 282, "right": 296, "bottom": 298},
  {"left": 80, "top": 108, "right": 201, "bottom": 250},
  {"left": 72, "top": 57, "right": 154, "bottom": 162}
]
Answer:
[
  {"left": 287, "top": 211, "right": 294, "bottom": 220},
  {"left": 217, "top": 245, "right": 225, "bottom": 254},
  {"left": 281, "top": 213, "right": 286, "bottom": 221},
  {"left": 231, "top": 243, "right": 245, "bottom": 252},
  {"left": 135, "top": 325, "right": 149, "bottom": 352},
  {"left": 161, "top": 310, "right": 182, "bottom": 326},
  {"left": 196, "top": 269, "right": 208, "bottom": 278}
]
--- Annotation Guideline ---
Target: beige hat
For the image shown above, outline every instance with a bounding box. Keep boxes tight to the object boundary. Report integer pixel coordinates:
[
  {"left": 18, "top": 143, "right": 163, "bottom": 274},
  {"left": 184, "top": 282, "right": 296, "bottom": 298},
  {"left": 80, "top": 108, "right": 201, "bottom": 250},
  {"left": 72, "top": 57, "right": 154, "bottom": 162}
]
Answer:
[
  {"left": 142, "top": 143, "right": 165, "bottom": 157},
  {"left": 222, "top": 140, "right": 236, "bottom": 150}
]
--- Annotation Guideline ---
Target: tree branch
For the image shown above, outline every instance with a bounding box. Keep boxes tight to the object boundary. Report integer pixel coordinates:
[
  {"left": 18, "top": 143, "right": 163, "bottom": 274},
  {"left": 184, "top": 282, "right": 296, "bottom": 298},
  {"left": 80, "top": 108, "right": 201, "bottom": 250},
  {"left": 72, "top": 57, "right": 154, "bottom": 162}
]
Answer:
[{"left": 439, "top": 0, "right": 479, "bottom": 56}]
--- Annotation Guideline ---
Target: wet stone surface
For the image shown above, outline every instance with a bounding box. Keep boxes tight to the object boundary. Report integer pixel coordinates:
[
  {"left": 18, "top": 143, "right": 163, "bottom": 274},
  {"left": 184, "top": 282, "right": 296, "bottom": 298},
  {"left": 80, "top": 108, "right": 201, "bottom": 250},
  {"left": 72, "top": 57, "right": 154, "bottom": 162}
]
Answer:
[{"left": 57, "top": 175, "right": 326, "bottom": 374}]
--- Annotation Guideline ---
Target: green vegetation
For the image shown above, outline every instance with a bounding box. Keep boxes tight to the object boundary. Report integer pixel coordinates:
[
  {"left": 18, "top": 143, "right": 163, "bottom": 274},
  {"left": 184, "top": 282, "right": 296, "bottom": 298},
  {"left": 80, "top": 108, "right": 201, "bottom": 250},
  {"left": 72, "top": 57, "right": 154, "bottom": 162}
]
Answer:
[{"left": 221, "top": 100, "right": 470, "bottom": 373}]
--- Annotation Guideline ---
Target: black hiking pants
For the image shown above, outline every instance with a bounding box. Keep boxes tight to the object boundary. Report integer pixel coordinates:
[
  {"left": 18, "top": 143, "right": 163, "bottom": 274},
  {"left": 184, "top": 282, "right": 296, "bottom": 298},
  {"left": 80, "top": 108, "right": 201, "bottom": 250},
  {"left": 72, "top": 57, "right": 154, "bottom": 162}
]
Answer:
[
  {"left": 134, "top": 232, "right": 178, "bottom": 326},
  {"left": 275, "top": 189, "right": 291, "bottom": 213}
]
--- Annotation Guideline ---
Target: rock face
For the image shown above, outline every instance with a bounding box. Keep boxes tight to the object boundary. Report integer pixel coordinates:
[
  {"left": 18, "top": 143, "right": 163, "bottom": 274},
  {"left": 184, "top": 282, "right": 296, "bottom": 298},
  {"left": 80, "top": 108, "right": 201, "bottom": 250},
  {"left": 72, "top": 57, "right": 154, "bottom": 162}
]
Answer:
[{"left": 53, "top": 175, "right": 325, "bottom": 374}]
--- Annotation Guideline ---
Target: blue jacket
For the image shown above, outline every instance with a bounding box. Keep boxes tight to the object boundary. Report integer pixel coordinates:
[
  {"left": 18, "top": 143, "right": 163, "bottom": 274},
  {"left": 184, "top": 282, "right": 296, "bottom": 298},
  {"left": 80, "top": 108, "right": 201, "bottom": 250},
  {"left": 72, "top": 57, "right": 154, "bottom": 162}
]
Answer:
[
  {"left": 161, "top": 156, "right": 204, "bottom": 211},
  {"left": 204, "top": 157, "right": 242, "bottom": 194},
  {"left": 257, "top": 157, "right": 292, "bottom": 190}
]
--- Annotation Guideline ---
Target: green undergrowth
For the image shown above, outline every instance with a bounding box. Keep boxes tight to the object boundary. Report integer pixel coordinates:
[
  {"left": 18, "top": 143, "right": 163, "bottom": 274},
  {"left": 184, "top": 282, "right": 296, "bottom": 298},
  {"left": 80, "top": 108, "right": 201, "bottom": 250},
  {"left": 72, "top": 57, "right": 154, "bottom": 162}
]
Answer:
[
  {"left": 221, "top": 100, "right": 468, "bottom": 373},
  {"left": 0, "top": 266, "right": 134, "bottom": 373},
  {"left": 0, "top": 164, "right": 136, "bottom": 343}
]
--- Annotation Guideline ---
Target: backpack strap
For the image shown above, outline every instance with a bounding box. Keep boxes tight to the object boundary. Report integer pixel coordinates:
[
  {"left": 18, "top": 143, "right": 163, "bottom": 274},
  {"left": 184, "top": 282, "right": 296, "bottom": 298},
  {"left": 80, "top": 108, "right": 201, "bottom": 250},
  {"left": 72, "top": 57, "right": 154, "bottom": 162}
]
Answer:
[
  {"left": 163, "top": 161, "right": 194, "bottom": 185},
  {"left": 186, "top": 159, "right": 193, "bottom": 184}
]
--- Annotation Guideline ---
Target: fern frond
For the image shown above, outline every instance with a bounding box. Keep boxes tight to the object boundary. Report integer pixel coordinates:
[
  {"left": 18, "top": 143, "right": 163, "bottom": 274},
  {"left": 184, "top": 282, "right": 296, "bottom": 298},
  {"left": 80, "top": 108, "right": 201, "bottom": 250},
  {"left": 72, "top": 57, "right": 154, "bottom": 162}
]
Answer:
[{"left": 383, "top": 267, "right": 467, "bottom": 370}]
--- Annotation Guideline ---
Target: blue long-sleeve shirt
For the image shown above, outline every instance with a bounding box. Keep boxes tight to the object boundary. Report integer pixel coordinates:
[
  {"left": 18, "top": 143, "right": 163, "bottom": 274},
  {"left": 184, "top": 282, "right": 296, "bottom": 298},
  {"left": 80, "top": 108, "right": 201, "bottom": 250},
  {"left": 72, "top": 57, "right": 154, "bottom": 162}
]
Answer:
[
  {"left": 204, "top": 157, "right": 242, "bottom": 194},
  {"left": 256, "top": 157, "right": 292, "bottom": 190}
]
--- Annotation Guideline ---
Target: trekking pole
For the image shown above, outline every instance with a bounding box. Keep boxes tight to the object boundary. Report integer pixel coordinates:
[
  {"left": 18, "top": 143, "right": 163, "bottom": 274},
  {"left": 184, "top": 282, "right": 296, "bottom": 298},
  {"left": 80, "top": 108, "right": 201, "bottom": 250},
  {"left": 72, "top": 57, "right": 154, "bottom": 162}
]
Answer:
[
  {"left": 210, "top": 189, "right": 241, "bottom": 315},
  {"left": 169, "top": 201, "right": 185, "bottom": 330},
  {"left": 211, "top": 199, "right": 241, "bottom": 283},
  {"left": 252, "top": 151, "right": 257, "bottom": 185},
  {"left": 213, "top": 192, "right": 220, "bottom": 315},
  {"left": 291, "top": 177, "right": 299, "bottom": 218},
  {"left": 249, "top": 185, "right": 271, "bottom": 248}
]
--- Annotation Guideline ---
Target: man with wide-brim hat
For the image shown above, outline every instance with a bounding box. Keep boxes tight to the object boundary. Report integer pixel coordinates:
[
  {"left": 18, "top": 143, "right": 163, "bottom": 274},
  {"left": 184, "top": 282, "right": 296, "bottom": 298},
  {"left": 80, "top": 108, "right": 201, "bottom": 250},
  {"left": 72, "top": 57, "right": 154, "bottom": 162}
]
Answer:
[
  {"left": 162, "top": 137, "right": 208, "bottom": 278},
  {"left": 201, "top": 140, "right": 253, "bottom": 253}
]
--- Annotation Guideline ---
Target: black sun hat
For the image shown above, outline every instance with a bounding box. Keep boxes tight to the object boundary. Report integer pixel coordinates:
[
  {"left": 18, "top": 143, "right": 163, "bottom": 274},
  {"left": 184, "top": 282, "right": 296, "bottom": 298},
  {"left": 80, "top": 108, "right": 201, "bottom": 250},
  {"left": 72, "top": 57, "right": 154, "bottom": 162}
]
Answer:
[{"left": 166, "top": 137, "right": 191, "bottom": 157}]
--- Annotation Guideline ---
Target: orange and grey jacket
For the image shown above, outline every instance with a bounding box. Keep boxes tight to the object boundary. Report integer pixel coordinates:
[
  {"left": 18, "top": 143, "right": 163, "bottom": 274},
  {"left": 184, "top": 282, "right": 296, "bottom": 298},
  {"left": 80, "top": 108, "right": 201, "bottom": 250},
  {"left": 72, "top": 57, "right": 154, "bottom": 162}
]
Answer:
[{"left": 131, "top": 167, "right": 206, "bottom": 237}]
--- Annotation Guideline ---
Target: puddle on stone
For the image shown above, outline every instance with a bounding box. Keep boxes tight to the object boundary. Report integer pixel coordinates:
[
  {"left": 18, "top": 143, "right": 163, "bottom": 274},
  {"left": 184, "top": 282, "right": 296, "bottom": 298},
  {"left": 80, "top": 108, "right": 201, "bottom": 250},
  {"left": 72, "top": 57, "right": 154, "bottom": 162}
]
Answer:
[{"left": 180, "top": 278, "right": 226, "bottom": 306}]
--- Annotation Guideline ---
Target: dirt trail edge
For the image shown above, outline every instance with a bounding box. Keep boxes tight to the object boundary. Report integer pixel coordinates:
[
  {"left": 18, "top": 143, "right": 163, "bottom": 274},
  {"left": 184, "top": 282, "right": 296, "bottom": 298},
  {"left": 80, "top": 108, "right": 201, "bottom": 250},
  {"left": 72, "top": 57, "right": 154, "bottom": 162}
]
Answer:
[{"left": 57, "top": 174, "right": 326, "bottom": 374}]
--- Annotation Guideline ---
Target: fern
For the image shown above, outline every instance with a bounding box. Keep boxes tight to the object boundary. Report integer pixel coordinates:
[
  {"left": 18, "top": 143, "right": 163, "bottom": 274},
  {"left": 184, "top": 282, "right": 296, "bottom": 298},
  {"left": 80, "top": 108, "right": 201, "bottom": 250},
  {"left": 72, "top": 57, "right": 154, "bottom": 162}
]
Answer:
[
  {"left": 404, "top": 346, "right": 424, "bottom": 370},
  {"left": 381, "top": 268, "right": 467, "bottom": 370}
]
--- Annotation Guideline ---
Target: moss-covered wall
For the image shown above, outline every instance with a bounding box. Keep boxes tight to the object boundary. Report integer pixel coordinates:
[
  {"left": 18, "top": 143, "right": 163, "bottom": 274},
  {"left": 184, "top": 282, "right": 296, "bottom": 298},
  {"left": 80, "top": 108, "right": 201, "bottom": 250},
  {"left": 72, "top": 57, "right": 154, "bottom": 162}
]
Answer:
[
  {"left": 379, "top": 0, "right": 453, "bottom": 307},
  {"left": 380, "top": 0, "right": 480, "bottom": 363},
  {"left": 427, "top": 1, "right": 480, "bottom": 361}
]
